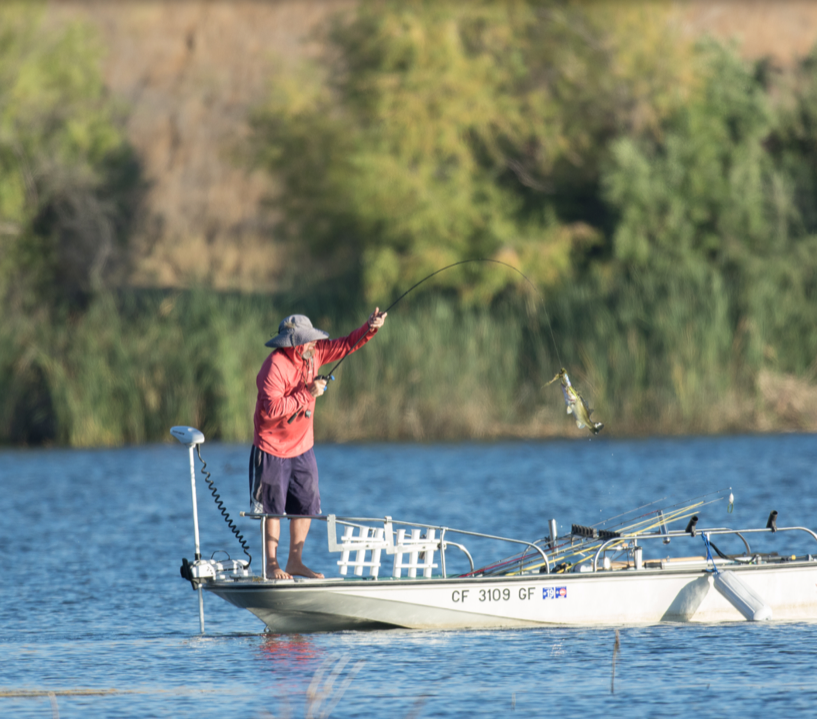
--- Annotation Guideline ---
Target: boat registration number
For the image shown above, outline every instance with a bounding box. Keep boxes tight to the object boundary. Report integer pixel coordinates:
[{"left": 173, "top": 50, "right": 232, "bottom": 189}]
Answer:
[
  {"left": 451, "top": 587, "right": 539, "bottom": 603},
  {"left": 479, "top": 588, "right": 511, "bottom": 602}
]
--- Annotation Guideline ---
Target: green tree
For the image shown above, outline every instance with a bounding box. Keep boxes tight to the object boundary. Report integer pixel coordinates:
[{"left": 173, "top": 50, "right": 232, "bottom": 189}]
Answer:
[
  {"left": 603, "top": 40, "right": 792, "bottom": 272},
  {"left": 0, "top": 3, "right": 142, "bottom": 310},
  {"left": 0, "top": 4, "right": 143, "bottom": 444},
  {"left": 601, "top": 39, "right": 817, "bottom": 376},
  {"left": 762, "top": 48, "right": 817, "bottom": 373},
  {"left": 251, "top": 0, "right": 693, "bottom": 305}
]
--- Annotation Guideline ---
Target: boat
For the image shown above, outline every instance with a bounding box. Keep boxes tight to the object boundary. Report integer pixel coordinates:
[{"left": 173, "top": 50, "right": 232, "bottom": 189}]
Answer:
[{"left": 171, "top": 427, "right": 817, "bottom": 633}]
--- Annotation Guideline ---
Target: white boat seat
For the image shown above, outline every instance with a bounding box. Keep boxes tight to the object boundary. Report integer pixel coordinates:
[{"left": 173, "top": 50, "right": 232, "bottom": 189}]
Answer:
[
  {"left": 333, "top": 525, "right": 388, "bottom": 577},
  {"left": 390, "top": 528, "right": 439, "bottom": 579},
  {"left": 326, "top": 515, "right": 440, "bottom": 578}
]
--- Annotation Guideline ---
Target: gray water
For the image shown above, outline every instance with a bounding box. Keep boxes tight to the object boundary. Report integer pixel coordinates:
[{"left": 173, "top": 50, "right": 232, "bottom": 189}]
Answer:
[{"left": 2, "top": 434, "right": 817, "bottom": 718}]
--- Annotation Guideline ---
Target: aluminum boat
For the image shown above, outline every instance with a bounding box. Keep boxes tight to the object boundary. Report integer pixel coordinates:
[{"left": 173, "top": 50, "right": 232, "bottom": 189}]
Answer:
[{"left": 171, "top": 427, "right": 817, "bottom": 633}]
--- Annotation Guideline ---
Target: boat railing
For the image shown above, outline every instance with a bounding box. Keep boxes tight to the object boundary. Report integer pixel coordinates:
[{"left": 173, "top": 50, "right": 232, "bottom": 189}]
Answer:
[
  {"left": 591, "top": 525, "right": 817, "bottom": 572},
  {"left": 241, "top": 512, "right": 550, "bottom": 579}
]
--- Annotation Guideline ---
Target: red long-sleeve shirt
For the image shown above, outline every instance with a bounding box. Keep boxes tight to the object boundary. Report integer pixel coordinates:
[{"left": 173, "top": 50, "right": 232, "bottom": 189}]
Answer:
[{"left": 252, "top": 322, "right": 377, "bottom": 457}]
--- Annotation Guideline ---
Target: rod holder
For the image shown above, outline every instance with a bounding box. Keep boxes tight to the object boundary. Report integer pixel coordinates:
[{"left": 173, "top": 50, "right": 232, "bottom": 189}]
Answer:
[
  {"left": 658, "top": 510, "right": 671, "bottom": 545},
  {"left": 685, "top": 515, "right": 699, "bottom": 537}
]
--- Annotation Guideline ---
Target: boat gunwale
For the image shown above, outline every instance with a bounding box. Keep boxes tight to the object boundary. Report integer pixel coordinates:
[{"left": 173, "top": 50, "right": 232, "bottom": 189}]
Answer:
[{"left": 203, "top": 557, "right": 817, "bottom": 593}]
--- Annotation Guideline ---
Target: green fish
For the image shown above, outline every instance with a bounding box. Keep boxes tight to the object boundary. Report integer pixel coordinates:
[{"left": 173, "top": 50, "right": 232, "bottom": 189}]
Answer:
[{"left": 546, "top": 368, "right": 604, "bottom": 435}]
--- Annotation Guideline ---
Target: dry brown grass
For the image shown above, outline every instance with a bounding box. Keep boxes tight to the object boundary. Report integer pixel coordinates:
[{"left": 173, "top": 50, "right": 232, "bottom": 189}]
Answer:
[
  {"left": 46, "top": 0, "right": 356, "bottom": 292},
  {"left": 756, "top": 369, "right": 817, "bottom": 432},
  {"left": 676, "top": 0, "right": 817, "bottom": 64}
]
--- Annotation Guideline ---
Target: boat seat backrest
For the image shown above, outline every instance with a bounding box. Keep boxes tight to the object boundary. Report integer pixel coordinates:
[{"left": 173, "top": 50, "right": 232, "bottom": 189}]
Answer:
[
  {"left": 326, "top": 516, "right": 440, "bottom": 579},
  {"left": 335, "top": 525, "right": 387, "bottom": 577},
  {"left": 390, "top": 528, "right": 439, "bottom": 579}
]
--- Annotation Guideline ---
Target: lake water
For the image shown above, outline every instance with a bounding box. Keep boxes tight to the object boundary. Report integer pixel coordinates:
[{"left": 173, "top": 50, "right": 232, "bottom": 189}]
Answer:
[{"left": 2, "top": 433, "right": 817, "bottom": 718}]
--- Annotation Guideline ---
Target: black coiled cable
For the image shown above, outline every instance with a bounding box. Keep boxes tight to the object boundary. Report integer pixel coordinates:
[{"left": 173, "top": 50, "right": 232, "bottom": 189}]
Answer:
[{"left": 197, "top": 444, "right": 252, "bottom": 568}]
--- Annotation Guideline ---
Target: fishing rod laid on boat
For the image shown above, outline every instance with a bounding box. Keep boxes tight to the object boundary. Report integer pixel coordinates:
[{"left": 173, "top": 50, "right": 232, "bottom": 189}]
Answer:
[{"left": 474, "top": 489, "right": 734, "bottom": 577}]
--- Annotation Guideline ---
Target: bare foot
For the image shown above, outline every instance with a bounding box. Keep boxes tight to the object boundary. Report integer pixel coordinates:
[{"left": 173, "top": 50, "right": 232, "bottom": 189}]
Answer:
[
  {"left": 267, "top": 561, "right": 292, "bottom": 580},
  {"left": 285, "top": 560, "right": 324, "bottom": 579}
]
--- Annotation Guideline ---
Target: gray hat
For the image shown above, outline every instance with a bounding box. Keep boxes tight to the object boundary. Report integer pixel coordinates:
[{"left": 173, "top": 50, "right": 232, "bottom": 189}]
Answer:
[{"left": 265, "top": 314, "right": 329, "bottom": 348}]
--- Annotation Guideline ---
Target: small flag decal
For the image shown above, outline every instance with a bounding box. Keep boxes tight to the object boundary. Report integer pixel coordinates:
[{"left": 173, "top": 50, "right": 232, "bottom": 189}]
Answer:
[{"left": 543, "top": 586, "right": 568, "bottom": 600}]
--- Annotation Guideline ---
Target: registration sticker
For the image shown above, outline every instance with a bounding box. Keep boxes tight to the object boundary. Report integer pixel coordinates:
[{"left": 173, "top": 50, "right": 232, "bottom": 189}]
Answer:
[{"left": 543, "top": 586, "right": 567, "bottom": 600}]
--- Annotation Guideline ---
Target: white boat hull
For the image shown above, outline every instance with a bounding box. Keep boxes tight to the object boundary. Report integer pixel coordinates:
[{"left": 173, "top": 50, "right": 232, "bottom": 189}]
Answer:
[{"left": 206, "top": 562, "right": 817, "bottom": 633}]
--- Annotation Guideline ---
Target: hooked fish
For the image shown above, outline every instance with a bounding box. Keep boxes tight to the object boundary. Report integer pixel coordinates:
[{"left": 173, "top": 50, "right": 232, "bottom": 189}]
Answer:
[{"left": 546, "top": 368, "right": 604, "bottom": 435}]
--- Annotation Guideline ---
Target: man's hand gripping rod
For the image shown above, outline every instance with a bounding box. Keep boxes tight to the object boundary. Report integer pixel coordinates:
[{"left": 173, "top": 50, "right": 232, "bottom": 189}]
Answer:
[
  {"left": 285, "top": 307, "right": 386, "bottom": 425},
  {"left": 287, "top": 374, "right": 334, "bottom": 424}
]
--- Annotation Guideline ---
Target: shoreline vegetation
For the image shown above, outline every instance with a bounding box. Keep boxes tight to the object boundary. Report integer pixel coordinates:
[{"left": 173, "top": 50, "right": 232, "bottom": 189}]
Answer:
[
  {"left": 2, "top": 289, "right": 816, "bottom": 448},
  {"left": 2, "top": 2, "right": 817, "bottom": 447}
]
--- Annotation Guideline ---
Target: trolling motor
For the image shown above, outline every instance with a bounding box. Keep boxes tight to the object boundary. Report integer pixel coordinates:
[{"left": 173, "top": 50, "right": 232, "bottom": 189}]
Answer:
[
  {"left": 171, "top": 425, "right": 251, "bottom": 633},
  {"left": 287, "top": 373, "right": 335, "bottom": 424},
  {"left": 171, "top": 426, "right": 207, "bottom": 632}
]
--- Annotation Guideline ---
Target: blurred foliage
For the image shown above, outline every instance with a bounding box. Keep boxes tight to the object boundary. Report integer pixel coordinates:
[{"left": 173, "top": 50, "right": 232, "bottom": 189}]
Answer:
[
  {"left": 604, "top": 40, "right": 787, "bottom": 270},
  {"left": 0, "top": 3, "right": 142, "bottom": 310},
  {"left": 602, "top": 38, "right": 817, "bottom": 377},
  {"left": 0, "top": 291, "right": 270, "bottom": 446},
  {"left": 251, "top": 0, "right": 696, "bottom": 305},
  {"left": 4, "top": 0, "right": 817, "bottom": 446}
]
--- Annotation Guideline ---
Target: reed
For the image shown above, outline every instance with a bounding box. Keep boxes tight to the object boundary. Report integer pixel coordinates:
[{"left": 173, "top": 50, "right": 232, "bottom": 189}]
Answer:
[
  {"left": 1, "top": 291, "right": 275, "bottom": 446},
  {"left": 317, "top": 298, "right": 537, "bottom": 441},
  {"left": 543, "top": 267, "right": 739, "bottom": 435},
  {"left": 1, "top": 273, "right": 815, "bottom": 447}
]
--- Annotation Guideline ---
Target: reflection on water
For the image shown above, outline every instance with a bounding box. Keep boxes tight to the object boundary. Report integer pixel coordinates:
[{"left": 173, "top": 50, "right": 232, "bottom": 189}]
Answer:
[
  {"left": 1, "top": 434, "right": 817, "bottom": 718},
  {"left": 258, "top": 633, "right": 320, "bottom": 668}
]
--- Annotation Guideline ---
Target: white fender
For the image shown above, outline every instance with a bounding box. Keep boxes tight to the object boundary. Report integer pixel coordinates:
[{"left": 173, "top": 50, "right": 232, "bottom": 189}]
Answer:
[{"left": 714, "top": 570, "right": 773, "bottom": 621}]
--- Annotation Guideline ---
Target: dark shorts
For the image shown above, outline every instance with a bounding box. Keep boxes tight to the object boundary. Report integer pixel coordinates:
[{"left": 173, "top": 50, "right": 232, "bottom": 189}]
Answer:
[{"left": 248, "top": 446, "right": 321, "bottom": 516}]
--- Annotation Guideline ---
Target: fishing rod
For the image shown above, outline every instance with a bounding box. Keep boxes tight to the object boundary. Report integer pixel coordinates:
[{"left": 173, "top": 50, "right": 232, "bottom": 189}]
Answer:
[
  {"left": 480, "top": 504, "right": 706, "bottom": 577},
  {"left": 481, "top": 488, "right": 729, "bottom": 572},
  {"left": 475, "top": 490, "right": 732, "bottom": 576},
  {"left": 326, "top": 257, "right": 559, "bottom": 381},
  {"left": 513, "top": 497, "right": 727, "bottom": 575},
  {"left": 477, "top": 505, "right": 703, "bottom": 576},
  {"left": 287, "top": 257, "right": 559, "bottom": 424}
]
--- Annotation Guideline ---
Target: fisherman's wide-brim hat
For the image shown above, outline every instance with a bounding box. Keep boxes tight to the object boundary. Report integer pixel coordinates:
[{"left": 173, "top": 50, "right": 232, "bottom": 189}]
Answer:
[{"left": 265, "top": 314, "right": 329, "bottom": 348}]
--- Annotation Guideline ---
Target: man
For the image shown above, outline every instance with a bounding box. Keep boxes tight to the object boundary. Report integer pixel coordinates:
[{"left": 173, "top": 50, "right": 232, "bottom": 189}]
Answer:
[{"left": 249, "top": 308, "right": 387, "bottom": 579}]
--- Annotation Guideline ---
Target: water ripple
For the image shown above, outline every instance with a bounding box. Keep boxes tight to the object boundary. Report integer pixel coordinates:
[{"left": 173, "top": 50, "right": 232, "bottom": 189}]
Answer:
[{"left": 2, "top": 435, "right": 817, "bottom": 717}]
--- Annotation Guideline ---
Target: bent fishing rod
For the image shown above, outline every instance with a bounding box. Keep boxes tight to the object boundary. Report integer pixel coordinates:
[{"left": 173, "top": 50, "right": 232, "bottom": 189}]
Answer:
[{"left": 288, "top": 257, "right": 559, "bottom": 424}]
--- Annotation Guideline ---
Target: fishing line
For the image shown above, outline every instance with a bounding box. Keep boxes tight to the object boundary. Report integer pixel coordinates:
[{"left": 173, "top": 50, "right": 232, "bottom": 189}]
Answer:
[
  {"left": 288, "top": 258, "right": 556, "bottom": 424},
  {"left": 590, "top": 488, "right": 731, "bottom": 532},
  {"left": 325, "top": 258, "right": 562, "bottom": 380},
  {"left": 589, "top": 497, "right": 669, "bottom": 530}
]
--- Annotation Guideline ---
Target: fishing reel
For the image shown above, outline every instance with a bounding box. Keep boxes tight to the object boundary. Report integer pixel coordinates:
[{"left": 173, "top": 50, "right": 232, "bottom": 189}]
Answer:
[{"left": 287, "top": 374, "right": 335, "bottom": 424}]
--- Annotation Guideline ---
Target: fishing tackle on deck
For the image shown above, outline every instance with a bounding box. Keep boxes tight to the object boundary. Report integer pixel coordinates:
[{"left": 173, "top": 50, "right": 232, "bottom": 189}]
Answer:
[{"left": 546, "top": 368, "right": 603, "bottom": 435}]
